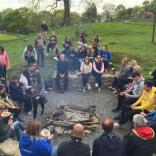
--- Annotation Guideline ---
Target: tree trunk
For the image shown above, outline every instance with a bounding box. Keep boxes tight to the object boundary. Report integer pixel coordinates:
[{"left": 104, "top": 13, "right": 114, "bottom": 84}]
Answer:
[
  {"left": 63, "top": 0, "right": 71, "bottom": 26},
  {"left": 152, "top": 13, "right": 156, "bottom": 42}
]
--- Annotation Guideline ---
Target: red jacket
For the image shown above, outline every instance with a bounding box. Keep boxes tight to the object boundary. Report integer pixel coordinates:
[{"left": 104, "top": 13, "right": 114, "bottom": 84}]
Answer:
[{"left": 0, "top": 51, "right": 10, "bottom": 67}]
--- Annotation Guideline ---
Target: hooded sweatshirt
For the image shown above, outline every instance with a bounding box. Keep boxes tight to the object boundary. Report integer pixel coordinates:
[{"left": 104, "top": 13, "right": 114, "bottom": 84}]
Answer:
[
  {"left": 19, "top": 134, "right": 52, "bottom": 156},
  {"left": 125, "top": 126, "right": 155, "bottom": 156},
  {"left": 92, "top": 132, "right": 124, "bottom": 156}
]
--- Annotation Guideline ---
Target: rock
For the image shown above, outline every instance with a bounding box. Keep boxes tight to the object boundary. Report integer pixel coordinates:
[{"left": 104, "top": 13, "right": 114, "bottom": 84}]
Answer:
[{"left": 0, "top": 139, "right": 20, "bottom": 156}]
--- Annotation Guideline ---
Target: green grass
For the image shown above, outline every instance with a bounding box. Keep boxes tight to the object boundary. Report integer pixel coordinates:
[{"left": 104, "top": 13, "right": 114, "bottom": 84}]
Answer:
[
  {"left": 0, "top": 33, "right": 20, "bottom": 41},
  {"left": 1, "top": 21, "right": 156, "bottom": 79}
]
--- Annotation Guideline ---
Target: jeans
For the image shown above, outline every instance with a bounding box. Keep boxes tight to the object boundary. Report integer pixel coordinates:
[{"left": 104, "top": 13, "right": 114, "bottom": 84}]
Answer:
[
  {"left": 0, "top": 65, "right": 6, "bottom": 80},
  {"left": 81, "top": 73, "right": 90, "bottom": 87},
  {"left": 51, "top": 147, "right": 58, "bottom": 156},
  {"left": 93, "top": 72, "right": 102, "bottom": 87},
  {"left": 5, "top": 121, "right": 25, "bottom": 141},
  {"left": 56, "top": 73, "right": 68, "bottom": 91},
  {"left": 36, "top": 47, "right": 45, "bottom": 67}
]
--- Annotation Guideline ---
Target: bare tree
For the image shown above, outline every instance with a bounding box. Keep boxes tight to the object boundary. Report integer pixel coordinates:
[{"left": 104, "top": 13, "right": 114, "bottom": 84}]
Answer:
[{"left": 27, "top": 0, "right": 71, "bottom": 26}]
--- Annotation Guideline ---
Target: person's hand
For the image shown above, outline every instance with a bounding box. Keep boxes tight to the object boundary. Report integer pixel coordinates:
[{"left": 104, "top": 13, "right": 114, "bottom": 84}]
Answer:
[
  {"left": 35, "top": 96, "right": 40, "bottom": 100},
  {"left": 60, "top": 73, "right": 64, "bottom": 78},
  {"left": 120, "top": 92, "right": 125, "bottom": 96},
  {"left": 125, "top": 93, "right": 130, "bottom": 98}
]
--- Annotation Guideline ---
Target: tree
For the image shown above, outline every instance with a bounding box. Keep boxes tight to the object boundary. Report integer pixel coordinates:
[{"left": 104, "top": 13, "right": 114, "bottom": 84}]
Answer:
[
  {"left": 132, "top": 6, "right": 143, "bottom": 22},
  {"left": 150, "top": 0, "right": 156, "bottom": 42},
  {"left": 28, "top": 0, "right": 71, "bottom": 26},
  {"left": 82, "top": 3, "right": 97, "bottom": 22},
  {"left": 103, "top": 3, "right": 115, "bottom": 21},
  {"left": 115, "top": 4, "right": 126, "bottom": 21},
  {"left": 143, "top": 0, "right": 150, "bottom": 11}
]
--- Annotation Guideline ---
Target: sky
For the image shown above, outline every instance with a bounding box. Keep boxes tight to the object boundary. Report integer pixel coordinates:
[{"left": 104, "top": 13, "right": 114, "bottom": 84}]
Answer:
[{"left": 1, "top": 0, "right": 148, "bottom": 13}]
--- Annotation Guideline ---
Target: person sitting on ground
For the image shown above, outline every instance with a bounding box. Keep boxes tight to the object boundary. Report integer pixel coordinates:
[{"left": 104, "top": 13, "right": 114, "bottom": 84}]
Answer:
[
  {"left": 57, "top": 123, "right": 90, "bottom": 156},
  {"left": 19, "top": 120, "right": 52, "bottom": 156},
  {"left": 47, "top": 31, "right": 58, "bottom": 55},
  {"left": 92, "top": 55, "right": 104, "bottom": 92},
  {"left": 63, "top": 36, "right": 72, "bottom": 56},
  {"left": 9, "top": 75, "right": 32, "bottom": 114},
  {"left": 92, "top": 118, "right": 124, "bottom": 156},
  {"left": 56, "top": 54, "right": 68, "bottom": 93},
  {"left": 0, "top": 83, "right": 20, "bottom": 118},
  {"left": 99, "top": 45, "right": 111, "bottom": 72},
  {"left": 80, "top": 57, "right": 92, "bottom": 93},
  {"left": 0, "top": 111, "right": 25, "bottom": 142},
  {"left": 150, "top": 69, "right": 156, "bottom": 87},
  {"left": 125, "top": 114, "right": 156, "bottom": 156},
  {"left": 78, "top": 33, "right": 87, "bottom": 47},
  {"left": 0, "top": 46, "right": 10, "bottom": 80},
  {"left": 23, "top": 45, "right": 37, "bottom": 65},
  {"left": 116, "top": 81, "right": 156, "bottom": 126},
  {"left": 92, "top": 33, "right": 100, "bottom": 57},
  {"left": 112, "top": 71, "right": 144, "bottom": 112},
  {"left": 34, "top": 33, "right": 46, "bottom": 67}
]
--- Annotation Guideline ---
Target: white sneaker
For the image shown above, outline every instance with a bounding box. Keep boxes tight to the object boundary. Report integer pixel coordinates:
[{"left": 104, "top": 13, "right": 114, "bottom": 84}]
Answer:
[
  {"left": 98, "top": 88, "right": 101, "bottom": 92},
  {"left": 108, "top": 86, "right": 113, "bottom": 90},
  {"left": 87, "top": 83, "right": 91, "bottom": 90},
  {"left": 27, "top": 112, "right": 31, "bottom": 115},
  {"left": 95, "top": 83, "right": 98, "bottom": 88},
  {"left": 114, "top": 122, "right": 121, "bottom": 128},
  {"left": 83, "top": 88, "right": 86, "bottom": 93}
]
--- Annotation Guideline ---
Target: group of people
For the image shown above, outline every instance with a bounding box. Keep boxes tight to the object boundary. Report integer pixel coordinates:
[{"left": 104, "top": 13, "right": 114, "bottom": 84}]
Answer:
[{"left": 1, "top": 26, "right": 156, "bottom": 156}]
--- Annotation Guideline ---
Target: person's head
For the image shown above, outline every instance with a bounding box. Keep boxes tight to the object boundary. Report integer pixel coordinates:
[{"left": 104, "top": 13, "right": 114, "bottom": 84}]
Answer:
[
  {"left": 60, "top": 54, "right": 65, "bottom": 61},
  {"left": 131, "top": 71, "right": 141, "bottom": 82},
  {"left": 11, "top": 75, "right": 19, "bottom": 83},
  {"left": 133, "top": 114, "right": 147, "bottom": 128},
  {"left": 51, "top": 31, "right": 56, "bottom": 36},
  {"left": 96, "top": 55, "right": 101, "bottom": 62},
  {"left": 37, "top": 33, "right": 42, "bottom": 39},
  {"left": 121, "top": 56, "right": 128, "bottom": 68},
  {"left": 128, "top": 60, "right": 137, "bottom": 68},
  {"left": 42, "top": 20, "right": 46, "bottom": 24},
  {"left": 95, "top": 33, "right": 99, "bottom": 38},
  {"left": 28, "top": 63, "right": 36, "bottom": 71},
  {"left": 0, "top": 83, "right": 6, "bottom": 95},
  {"left": 104, "top": 45, "right": 108, "bottom": 52},
  {"left": 26, "top": 120, "right": 42, "bottom": 137},
  {"left": 133, "top": 65, "right": 142, "bottom": 73},
  {"left": 0, "top": 47, "right": 4, "bottom": 54},
  {"left": 72, "top": 123, "right": 85, "bottom": 138},
  {"left": 84, "top": 57, "right": 90, "bottom": 65},
  {"left": 27, "top": 45, "right": 33, "bottom": 52},
  {"left": 102, "top": 118, "right": 114, "bottom": 133},
  {"left": 144, "top": 81, "right": 153, "bottom": 92}
]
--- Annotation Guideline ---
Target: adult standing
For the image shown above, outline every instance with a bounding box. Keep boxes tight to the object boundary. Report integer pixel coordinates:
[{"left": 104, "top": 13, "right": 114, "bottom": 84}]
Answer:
[{"left": 0, "top": 46, "right": 10, "bottom": 80}]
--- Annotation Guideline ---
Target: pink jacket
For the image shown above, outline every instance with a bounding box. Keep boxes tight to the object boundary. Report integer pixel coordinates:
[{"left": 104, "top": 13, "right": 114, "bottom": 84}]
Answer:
[{"left": 0, "top": 51, "right": 10, "bottom": 67}]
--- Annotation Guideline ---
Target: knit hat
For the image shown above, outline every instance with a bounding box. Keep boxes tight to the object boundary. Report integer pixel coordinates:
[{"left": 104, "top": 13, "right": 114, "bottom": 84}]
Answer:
[{"left": 133, "top": 114, "right": 148, "bottom": 126}]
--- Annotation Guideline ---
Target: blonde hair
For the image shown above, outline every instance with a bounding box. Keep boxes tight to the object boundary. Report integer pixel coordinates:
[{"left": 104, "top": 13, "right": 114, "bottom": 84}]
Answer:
[
  {"left": 133, "top": 65, "right": 142, "bottom": 73},
  {"left": 121, "top": 56, "right": 129, "bottom": 68}
]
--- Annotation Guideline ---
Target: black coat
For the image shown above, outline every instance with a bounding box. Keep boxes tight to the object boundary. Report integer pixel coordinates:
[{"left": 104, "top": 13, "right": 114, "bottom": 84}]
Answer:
[
  {"left": 124, "top": 128, "right": 156, "bottom": 156},
  {"left": 92, "top": 132, "right": 124, "bottom": 156},
  {"left": 57, "top": 138, "right": 90, "bottom": 156}
]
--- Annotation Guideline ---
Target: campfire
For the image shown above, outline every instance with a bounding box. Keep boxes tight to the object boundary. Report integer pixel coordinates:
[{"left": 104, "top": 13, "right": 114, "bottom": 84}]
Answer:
[{"left": 46, "top": 105, "right": 99, "bottom": 135}]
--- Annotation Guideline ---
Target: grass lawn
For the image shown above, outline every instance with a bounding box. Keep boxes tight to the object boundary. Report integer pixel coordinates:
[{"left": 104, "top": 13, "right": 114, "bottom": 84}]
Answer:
[{"left": 1, "top": 21, "right": 156, "bottom": 79}]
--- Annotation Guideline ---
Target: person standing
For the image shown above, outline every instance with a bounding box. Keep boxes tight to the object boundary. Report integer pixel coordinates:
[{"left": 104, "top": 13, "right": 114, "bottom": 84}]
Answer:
[
  {"left": 34, "top": 33, "right": 46, "bottom": 67},
  {"left": 0, "top": 46, "right": 10, "bottom": 80},
  {"left": 93, "top": 55, "right": 104, "bottom": 92}
]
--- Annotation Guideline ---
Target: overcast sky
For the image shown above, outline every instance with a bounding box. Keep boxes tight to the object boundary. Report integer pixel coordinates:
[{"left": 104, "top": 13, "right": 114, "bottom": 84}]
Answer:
[{"left": 1, "top": 0, "right": 148, "bottom": 13}]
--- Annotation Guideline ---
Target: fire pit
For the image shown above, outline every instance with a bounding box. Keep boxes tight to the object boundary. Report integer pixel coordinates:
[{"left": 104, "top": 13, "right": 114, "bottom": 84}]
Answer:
[{"left": 45, "top": 105, "right": 99, "bottom": 135}]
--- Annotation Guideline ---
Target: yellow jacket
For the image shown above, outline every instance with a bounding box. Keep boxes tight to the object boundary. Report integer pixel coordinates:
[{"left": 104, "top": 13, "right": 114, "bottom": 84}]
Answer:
[{"left": 132, "top": 87, "right": 156, "bottom": 112}]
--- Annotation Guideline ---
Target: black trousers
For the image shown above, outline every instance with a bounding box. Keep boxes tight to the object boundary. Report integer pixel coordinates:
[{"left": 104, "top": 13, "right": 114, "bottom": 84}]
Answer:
[
  {"left": 117, "top": 78, "right": 133, "bottom": 92},
  {"left": 93, "top": 72, "right": 102, "bottom": 87},
  {"left": 32, "top": 95, "right": 46, "bottom": 119},
  {"left": 81, "top": 73, "right": 90, "bottom": 87},
  {"left": 0, "top": 65, "right": 6, "bottom": 79},
  {"left": 56, "top": 73, "right": 68, "bottom": 90}
]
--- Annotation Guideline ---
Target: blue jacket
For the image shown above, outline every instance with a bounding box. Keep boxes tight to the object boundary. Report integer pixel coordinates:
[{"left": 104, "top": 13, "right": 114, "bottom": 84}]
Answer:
[
  {"left": 99, "top": 50, "right": 111, "bottom": 62},
  {"left": 19, "top": 134, "right": 52, "bottom": 156}
]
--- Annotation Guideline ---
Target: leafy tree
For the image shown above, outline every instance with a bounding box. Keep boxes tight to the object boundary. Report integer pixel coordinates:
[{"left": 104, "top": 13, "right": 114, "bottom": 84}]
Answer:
[
  {"left": 115, "top": 4, "right": 126, "bottom": 21},
  {"left": 103, "top": 3, "right": 115, "bottom": 21}
]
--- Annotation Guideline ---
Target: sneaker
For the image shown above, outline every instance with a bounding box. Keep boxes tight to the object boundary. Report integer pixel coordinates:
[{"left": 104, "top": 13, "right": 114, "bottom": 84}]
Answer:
[
  {"left": 27, "top": 111, "right": 31, "bottom": 115},
  {"left": 87, "top": 83, "right": 91, "bottom": 90},
  {"left": 95, "top": 83, "right": 98, "bottom": 88},
  {"left": 98, "top": 88, "right": 101, "bottom": 92},
  {"left": 108, "top": 86, "right": 113, "bottom": 90},
  {"left": 83, "top": 88, "right": 86, "bottom": 93},
  {"left": 112, "top": 90, "right": 118, "bottom": 94},
  {"left": 114, "top": 122, "right": 121, "bottom": 128}
]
